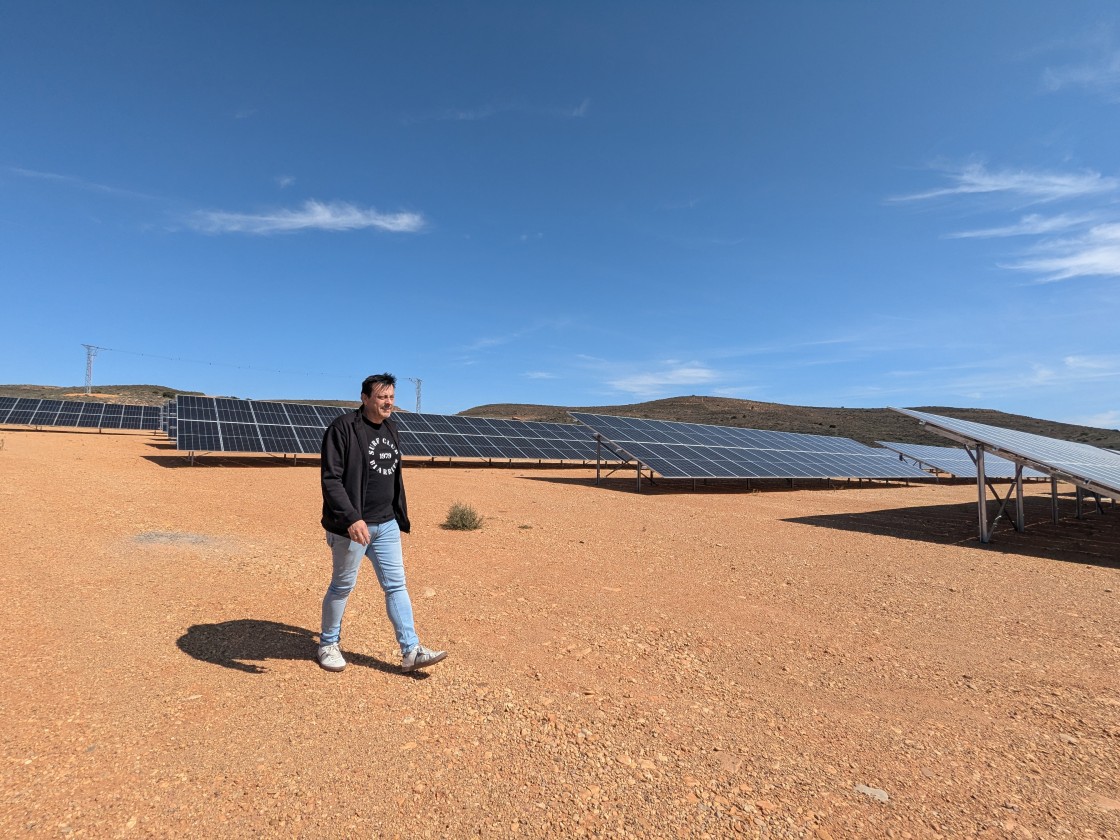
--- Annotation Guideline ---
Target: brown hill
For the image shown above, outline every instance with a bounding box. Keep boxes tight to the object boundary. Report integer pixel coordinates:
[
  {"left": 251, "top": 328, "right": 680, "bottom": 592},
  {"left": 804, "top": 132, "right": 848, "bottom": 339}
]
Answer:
[
  {"left": 0, "top": 383, "right": 200, "bottom": 406},
  {"left": 460, "top": 395, "right": 1120, "bottom": 449},
  {"left": 0, "top": 384, "right": 360, "bottom": 409}
]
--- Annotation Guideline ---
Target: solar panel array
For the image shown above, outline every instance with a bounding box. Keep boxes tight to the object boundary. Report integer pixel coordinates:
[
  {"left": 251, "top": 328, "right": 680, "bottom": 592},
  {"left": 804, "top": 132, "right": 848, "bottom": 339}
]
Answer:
[
  {"left": 570, "top": 412, "right": 932, "bottom": 480},
  {"left": 876, "top": 441, "right": 1047, "bottom": 480},
  {"left": 0, "top": 397, "right": 161, "bottom": 430},
  {"left": 176, "top": 396, "right": 347, "bottom": 454},
  {"left": 392, "top": 412, "right": 619, "bottom": 461},
  {"left": 173, "top": 396, "right": 617, "bottom": 461},
  {"left": 892, "top": 408, "right": 1120, "bottom": 498}
]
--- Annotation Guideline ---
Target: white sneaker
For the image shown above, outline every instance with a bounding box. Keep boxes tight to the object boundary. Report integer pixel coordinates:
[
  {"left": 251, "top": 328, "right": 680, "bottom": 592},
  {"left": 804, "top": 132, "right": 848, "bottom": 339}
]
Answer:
[
  {"left": 401, "top": 644, "right": 447, "bottom": 673},
  {"left": 318, "top": 643, "right": 346, "bottom": 672}
]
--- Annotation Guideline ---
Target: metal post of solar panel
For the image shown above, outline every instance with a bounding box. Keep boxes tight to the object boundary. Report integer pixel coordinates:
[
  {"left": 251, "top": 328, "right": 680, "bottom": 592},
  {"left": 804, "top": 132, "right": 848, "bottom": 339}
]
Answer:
[
  {"left": 1014, "top": 465, "right": 1025, "bottom": 532},
  {"left": 1050, "top": 477, "right": 1059, "bottom": 523},
  {"left": 595, "top": 437, "right": 601, "bottom": 485},
  {"left": 1076, "top": 486, "right": 1084, "bottom": 519},
  {"left": 976, "top": 444, "right": 990, "bottom": 543}
]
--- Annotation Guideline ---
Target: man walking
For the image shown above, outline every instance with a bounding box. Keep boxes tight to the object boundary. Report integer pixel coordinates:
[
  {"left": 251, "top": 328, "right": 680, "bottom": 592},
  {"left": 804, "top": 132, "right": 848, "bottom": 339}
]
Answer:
[{"left": 318, "top": 372, "right": 447, "bottom": 674}]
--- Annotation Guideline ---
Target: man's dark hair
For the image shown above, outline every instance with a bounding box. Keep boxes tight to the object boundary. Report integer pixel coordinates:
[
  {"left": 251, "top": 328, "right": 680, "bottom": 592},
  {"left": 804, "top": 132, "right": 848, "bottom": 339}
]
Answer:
[{"left": 361, "top": 373, "right": 397, "bottom": 397}]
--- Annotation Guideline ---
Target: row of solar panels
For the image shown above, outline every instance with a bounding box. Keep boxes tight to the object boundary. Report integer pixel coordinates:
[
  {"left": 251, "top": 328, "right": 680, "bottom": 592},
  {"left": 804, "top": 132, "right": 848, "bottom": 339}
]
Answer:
[
  {"left": 0, "top": 393, "right": 995, "bottom": 481},
  {"left": 10, "top": 393, "right": 1108, "bottom": 490},
  {"left": 0, "top": 397, "right": 161, "bottom": 430},
  {"left": 568, "top": 412, "right": 930, "bottom": 480},
  {"left": 876, "top": 440, "right": 1048, "bottom": 480},
  {"left": 894, "top": 409, "right": 1120, "bottom": 500},
  {"left": 169, "top": 395, "right": 620, "bottom": 462},
  {"left": 163, "top": 396, "right": 930, "bottom": 478}
]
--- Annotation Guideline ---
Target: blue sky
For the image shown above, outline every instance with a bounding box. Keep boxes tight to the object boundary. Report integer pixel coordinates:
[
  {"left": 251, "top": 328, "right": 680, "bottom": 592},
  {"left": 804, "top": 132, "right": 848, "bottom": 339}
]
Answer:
[{"left": 3, "top": 2, "right": 1119, "bottom": 426}]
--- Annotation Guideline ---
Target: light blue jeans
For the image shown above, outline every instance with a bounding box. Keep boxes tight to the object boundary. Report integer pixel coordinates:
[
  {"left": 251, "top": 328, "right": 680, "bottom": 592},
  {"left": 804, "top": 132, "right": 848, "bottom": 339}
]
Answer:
[{"left": 320, "top": 519, "right": 419, "bottom": 654}]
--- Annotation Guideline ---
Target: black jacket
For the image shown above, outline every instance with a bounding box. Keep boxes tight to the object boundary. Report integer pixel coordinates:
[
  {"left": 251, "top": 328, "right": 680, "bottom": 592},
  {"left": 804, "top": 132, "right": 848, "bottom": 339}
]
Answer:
[{"left": 320, "top": 409, "right": 411, "bottom": 536}]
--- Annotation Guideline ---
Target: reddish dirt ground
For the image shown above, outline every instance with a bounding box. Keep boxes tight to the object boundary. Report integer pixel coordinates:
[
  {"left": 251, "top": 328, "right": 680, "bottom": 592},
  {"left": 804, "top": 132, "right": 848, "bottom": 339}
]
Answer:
[{"left": 1, "top": 428, "right": 1118, "bottom": 839}]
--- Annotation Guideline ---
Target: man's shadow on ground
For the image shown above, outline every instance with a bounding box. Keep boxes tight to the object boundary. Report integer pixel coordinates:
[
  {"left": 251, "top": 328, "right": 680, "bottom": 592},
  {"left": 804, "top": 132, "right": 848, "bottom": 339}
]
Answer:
[{"left": 176, "top": 619, "right": 427, "bottom": 678}]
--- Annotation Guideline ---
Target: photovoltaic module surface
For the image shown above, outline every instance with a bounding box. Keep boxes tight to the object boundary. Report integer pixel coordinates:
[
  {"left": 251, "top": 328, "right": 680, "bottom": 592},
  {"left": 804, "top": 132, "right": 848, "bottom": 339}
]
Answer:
[
  {"left": 570, "top": 412, "right": 932, "bottom": 480},
  {"left": 892, "top": 408, "right": 1120, "bottom": 498},
  {"left": 876, "top": 441, "right": 1047, "bottom": 480},
  {"left": 175, "top": 395, "right": 346, "bottom": 454},
  {"left": 174, "top": 396, "right": 617, "bottom": 461},
  {"left": 391, "top": 412, "right": 618, "bottom": 462},
  {"left": 0, "top": 397, "right": 161, "bottom": 430}
]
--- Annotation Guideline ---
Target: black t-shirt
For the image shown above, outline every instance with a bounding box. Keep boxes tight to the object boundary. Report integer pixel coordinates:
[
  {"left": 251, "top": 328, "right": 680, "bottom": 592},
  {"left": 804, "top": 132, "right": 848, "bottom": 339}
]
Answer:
[{"left": 360, "top": 417, "right": 400, "bottom": 524}]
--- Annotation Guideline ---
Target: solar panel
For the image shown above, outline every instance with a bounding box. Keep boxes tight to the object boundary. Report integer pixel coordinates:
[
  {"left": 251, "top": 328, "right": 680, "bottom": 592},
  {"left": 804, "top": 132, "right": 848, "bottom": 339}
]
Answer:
[
  {"left": 78, "top": 402, "right": 105, "bottom": 427},
  {"left": 387, "top": 413, "right": 618, "bottom": 462},
  {"left": 175, "top": 396, "right": 325, "bottom": 455},
  {"left": 177, "top": 419, "right": 222, "bottom": 451},
  {"left": 170, "top": 396, "right": 617, "bottom": 462},
  {"left": 876, "top": 441, "right": 1048, "bottom": 480},
  {"left": 571, "top": 412, "right": 932, "bottom": 480},
  {"left": 892, "top": 409, "right": 1120, "bottom": 499},
  {"left": 0, "top": 398, "right": 161, "bottom": 431}
]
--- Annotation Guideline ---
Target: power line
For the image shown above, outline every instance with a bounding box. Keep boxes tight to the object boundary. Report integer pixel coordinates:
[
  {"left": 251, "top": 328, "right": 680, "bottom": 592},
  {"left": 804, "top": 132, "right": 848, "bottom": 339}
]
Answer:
[
  {"left": 82, "top": 345, "right": 425, "bottom": 400},
  {"left": 83, "top": 343, "right": 345, "bottom": 379}
]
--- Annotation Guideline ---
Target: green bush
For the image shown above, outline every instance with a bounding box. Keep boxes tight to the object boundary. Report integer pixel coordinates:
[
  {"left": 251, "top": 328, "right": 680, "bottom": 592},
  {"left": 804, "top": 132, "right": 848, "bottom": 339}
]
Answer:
[{"left": 443, "top": 501, "right": 484, "bottom": 531}]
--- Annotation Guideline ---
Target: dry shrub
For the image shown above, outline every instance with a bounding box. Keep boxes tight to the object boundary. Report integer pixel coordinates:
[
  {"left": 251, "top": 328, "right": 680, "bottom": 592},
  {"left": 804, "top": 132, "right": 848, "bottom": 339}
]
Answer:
[{"left": 444, "top": 501, "right": 483, "bottom": 531}]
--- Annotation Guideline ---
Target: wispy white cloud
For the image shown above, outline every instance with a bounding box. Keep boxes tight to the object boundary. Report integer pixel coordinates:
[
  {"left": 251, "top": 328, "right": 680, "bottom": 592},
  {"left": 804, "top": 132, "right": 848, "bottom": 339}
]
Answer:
[
  {"left": 867, "top": 354, "right": 1120, "bottom": 406},
  {"left": 895, "top": 161, "right": 1120, "bottom": 284},
  {"left": 461, "top": 319, "right": 571, "bottom": 354},
  {"left": 234, "top": 107, "right": 258, "bottom": 119},
  {"left": 1003, "top": 222, "right": 1120, "bottom": 282},
  {"left": 8, "top": 166, "right": 158, "bottom": 200},
  {"left": 608, "top": 361, "right": 719, "bottom": 397},
  {"left": 524, "top": 371, "right": 557, "bottom": 380},
  {"left": 1074, "top": 409, "right": 1120, "bottom": 429},
  {"left": 707, "top": 335, "right": 863, "bottom": 362},
  {"left": 275, "top": 175, "right": 296, "bottom": 189},
  {"left": 188, "top": 200, "right": 425, "bottom": 235},
  {"left": 409, "top": 98, "right": 590, "bottom": 123},
  {"left": 946, "top": 212, "right": 1095, "bottom": 239},
  {"left": 1042, "top": 45, "right": 1120, "bottom": 101},
  {"left": 892, "top": 163, "right": 1118, "bottom": 203}
]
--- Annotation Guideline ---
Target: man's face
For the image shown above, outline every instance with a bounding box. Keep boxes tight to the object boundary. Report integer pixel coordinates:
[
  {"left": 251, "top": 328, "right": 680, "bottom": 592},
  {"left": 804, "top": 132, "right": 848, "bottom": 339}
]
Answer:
[{"left": 362, "top": 384, "right": 394, "bottom": 423}]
